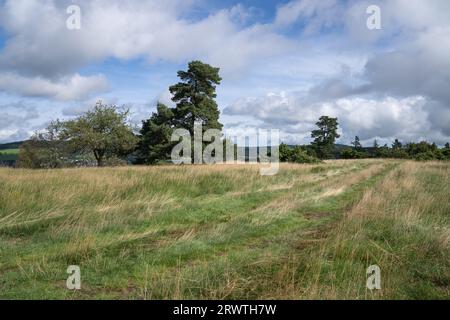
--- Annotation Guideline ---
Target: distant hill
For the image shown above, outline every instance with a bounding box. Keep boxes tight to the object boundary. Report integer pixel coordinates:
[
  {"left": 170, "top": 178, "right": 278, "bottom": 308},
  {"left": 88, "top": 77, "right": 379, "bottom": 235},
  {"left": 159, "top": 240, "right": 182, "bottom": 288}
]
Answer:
[
  {"left": 335, "top": 143, "right": 351, "bottom": 151},
  {"left": 0, "top": 141, "right": 22, "bottom": 167}
]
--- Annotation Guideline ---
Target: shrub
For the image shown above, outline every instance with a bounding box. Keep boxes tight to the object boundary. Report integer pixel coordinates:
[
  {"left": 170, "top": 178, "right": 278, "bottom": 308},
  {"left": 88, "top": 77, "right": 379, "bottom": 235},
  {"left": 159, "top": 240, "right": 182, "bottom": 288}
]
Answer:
[
  {"left": 279, "top": 143, "right": 321, "bottom": 163},
  {"left": 341, "top": 148, "right": 370, "bottom": 159}
]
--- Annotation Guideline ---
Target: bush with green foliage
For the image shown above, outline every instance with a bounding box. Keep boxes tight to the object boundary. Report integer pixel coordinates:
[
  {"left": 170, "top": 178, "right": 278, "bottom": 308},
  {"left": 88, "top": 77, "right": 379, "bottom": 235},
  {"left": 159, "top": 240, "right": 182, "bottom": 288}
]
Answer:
[
  {"left": 413, "top": 151, "right": 443, "bottom": 161},
  {"left": 279, "top": 143, "right": 320, "bottom": 163},
  {"left": 443, "top": 143, "right": 450, "bottom": 159},
  {"left": 372, "top": 140, "right": 449, "bottom": 161},
  {"left": 341, "top": 148, "right": 369, "bottom": 159}
]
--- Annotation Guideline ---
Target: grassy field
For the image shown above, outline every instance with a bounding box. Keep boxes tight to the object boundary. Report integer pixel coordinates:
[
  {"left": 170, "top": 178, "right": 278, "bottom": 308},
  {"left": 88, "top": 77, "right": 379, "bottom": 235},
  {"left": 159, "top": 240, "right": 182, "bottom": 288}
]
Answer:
[
  {"left": 0, "top": 149, "right": 19, "bottom": 155},
  {"left": 0, "top": 160, "right": 448, "bottom": 299}
]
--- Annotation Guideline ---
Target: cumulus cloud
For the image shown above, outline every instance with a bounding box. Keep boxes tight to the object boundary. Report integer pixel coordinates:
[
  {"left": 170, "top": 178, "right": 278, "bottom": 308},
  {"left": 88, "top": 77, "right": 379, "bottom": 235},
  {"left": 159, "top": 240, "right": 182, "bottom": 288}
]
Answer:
[
  {"left": 0, "top": 0, "right": 294, "bottom": 78},
  {"left": 223, "top": 0, "right": 450, "bottom": 145},
  {"left": 0, "top": 0, "right": 298, "bottom": 101},
  {"left": 274, "top": 0, "right": 343, "bottom": 33},
  {"left": 0, "top": 0, "right": 449, "bottom": 145},
  {"left": 0, "top": 102, "right": 40, "bottom": 142},
  {"left": 224, "top": 93, "right": 447, "bottom": 145},
  {"left": 0, "top": 129, "right": 31, "bottom": 143},
  {"left": 0, "top": 102, "right": 39, "bottom": 129},
  {"left": 0, "top": 73, "right": 109, "bottom": 101},
  {"left": 351, "top": 2, "right": 450, "bottom": 139}
]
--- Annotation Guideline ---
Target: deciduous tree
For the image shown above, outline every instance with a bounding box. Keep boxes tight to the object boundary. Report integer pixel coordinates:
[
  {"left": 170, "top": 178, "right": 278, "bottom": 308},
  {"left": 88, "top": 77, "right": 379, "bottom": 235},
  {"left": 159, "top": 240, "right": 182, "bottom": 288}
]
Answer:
[
  {"left": 18, "top": 121, "right": 69, "bottom": 169},
  {"left": 62, "top": 101, "right": 138, "bottom": 167}
]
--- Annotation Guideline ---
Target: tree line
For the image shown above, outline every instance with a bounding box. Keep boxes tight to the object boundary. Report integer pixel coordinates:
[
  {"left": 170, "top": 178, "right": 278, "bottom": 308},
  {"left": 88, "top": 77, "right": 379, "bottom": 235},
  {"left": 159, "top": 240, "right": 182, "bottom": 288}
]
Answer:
[
  {"left": 17, "top": 61, "right": 450, "bottom": 169},
  {"left": 341, "top": 138, "right": 450, "bottom": 161}
]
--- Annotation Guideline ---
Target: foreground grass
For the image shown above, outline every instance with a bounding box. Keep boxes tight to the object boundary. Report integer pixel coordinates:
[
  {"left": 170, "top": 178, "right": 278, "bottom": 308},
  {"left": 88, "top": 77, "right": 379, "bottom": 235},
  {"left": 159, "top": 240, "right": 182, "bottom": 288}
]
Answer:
[{"left": 0, "top": 160, "right": 448, "bottom": 299}]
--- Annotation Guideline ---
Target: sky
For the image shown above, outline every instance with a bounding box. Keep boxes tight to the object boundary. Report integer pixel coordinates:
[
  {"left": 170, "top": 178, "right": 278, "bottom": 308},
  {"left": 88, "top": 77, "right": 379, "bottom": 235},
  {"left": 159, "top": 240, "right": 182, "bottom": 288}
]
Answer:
[{"left": 0, "top": 0, "right": 449, "bottom": 146}]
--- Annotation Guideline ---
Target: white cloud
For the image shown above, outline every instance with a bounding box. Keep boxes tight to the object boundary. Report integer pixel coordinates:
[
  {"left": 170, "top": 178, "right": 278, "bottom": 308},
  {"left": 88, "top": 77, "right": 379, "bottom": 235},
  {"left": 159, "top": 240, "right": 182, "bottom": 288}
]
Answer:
[
  {"left": 0, "top": 0, "right": 449, "bottom": 145},
  {"left": 0, "top": 129, "right": 32, "bottom": 143},
  {"left": 249, "top": 0, "right": 450, "bottom": 144},
  {"left": 224, "top": 93, "right": 447, "bottom": 145},
  {"left": 0, "top": 0, "right": 297, "bottom": 101},
  {"left": 0, "top": 102, "right": 40, "bottom": 142},
  {"left": 0, "top": 73, "right": 109, "bottom": 100},
  {"left": 274, "top": 0, "right": 342, "bottom": 33},
  {"left": 0, "top": 0, "right": 294, "bottom": 78}
]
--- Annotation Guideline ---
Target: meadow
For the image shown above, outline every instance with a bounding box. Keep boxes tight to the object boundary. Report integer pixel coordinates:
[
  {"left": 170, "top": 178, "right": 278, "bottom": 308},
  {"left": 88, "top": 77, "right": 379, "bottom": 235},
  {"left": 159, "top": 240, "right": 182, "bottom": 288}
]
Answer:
[
  {"left": 0, "top": 159, "right": 448, "bottom": 299},
  {"left": 0, "top": 149, "right": 19, "bottom": 155}
]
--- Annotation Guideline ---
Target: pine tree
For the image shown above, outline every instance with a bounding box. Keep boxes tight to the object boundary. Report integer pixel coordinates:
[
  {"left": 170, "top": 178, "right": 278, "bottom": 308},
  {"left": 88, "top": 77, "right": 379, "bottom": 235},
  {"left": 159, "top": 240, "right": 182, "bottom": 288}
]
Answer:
[
  {"left": 311, "top": 116, "right": 340, "bottom": 159},
  {"left": 138, "top": 103, "right": 175, "bottom": 164},
  {"left": 352, "top": 136, "right": 362, "bottom": 150},
  {"left": 169, "top": 60, "right": 223, "bottom": 135},
  {"left": 139, "top": 61, "right": 224, "bottom": 164},
  {"left": 392, "top": 139, "right": 403, "bottom": 150}
]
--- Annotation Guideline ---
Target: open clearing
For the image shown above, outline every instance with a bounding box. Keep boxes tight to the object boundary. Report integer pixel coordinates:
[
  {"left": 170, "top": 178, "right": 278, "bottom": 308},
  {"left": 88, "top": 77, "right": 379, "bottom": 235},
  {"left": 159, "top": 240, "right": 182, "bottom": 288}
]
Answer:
[{"left": 0, "top": 160, "right": 448, "bottom": 299}]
